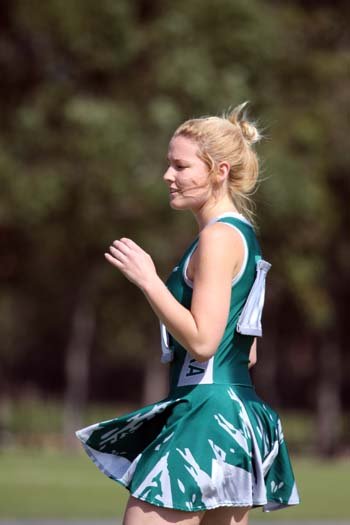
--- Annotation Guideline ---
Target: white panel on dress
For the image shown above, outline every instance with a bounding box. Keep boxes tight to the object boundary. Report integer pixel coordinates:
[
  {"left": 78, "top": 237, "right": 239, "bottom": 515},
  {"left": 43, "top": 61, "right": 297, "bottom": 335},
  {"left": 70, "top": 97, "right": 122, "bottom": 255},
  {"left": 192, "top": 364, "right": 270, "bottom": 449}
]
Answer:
[
  {"left": 177, "top": 352, "right": 214, "bottom": 386},
  {"left": 177, "top": 444, "right": 253, "bottom": 509},
  {"left": 78, "top": 441, "right": 135, "bottom": 482},
  {"left": 133, "top": 452, "right": 173, "bottom": 507},
  {"left": 236, "top": 259, "right": 272, "bottom": 337}
]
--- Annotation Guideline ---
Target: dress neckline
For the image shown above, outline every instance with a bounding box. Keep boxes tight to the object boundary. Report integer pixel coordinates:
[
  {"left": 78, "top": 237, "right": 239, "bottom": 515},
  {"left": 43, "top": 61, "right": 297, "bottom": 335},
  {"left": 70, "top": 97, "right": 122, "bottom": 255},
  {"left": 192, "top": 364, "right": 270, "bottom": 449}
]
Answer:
[
  {"left": 204, "top": 211, "right": 253, "bottom": 229},
  {"left": 190, "top": 212, "right": 253, "bottom": 245}
]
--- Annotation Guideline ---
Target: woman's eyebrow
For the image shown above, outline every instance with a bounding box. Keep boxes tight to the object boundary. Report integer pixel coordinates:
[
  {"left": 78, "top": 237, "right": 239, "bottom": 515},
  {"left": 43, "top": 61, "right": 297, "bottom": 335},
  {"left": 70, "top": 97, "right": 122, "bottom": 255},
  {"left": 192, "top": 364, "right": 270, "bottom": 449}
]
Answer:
[{"left": 167, "top": 156, "right": 187, "bottom": 162}]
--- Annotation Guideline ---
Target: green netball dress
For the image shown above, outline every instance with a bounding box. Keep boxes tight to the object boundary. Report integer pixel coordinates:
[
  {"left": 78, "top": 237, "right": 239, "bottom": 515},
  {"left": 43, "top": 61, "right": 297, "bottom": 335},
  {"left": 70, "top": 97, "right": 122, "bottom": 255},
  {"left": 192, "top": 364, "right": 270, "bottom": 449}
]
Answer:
[{"left": 76, "top": 211, "right": 300, "bottom": 512}]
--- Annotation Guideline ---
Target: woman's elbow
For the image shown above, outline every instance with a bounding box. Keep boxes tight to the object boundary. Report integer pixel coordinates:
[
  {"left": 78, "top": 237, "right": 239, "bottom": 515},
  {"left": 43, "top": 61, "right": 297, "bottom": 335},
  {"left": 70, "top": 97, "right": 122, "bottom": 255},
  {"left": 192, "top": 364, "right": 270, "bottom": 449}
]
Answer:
[{"left": 189, "top": 343, "right": 217, "bottom": 362}]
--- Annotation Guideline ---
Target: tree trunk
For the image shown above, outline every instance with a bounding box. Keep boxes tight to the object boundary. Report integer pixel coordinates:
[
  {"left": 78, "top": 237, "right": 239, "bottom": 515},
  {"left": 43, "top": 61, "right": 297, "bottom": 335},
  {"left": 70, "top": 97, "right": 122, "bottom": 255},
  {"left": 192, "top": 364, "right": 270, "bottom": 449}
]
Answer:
[
  {"left": 316, "top": 335, "right": 342, "bottom": 457},
  {"left": 63, "top": 288, "right": 95, "bottom": 451},
  {"left": 0, "top": 394, "right": 11, "bottom": 448}
]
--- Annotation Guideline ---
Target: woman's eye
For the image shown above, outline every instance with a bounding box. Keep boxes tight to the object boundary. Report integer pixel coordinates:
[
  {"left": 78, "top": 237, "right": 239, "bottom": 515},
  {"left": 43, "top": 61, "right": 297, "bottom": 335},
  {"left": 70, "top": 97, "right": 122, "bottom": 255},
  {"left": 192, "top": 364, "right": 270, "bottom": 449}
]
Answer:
[{"left": 165, "top": 161, "right": 187, "bottom": 170}]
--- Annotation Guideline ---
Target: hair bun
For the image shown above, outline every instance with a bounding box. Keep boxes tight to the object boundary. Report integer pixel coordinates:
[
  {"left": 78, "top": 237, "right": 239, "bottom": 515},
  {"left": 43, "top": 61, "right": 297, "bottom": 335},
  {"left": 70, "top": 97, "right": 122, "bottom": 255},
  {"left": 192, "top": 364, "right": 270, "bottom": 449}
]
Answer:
[
  {"left": 227, "top": 101, "right": 261, "bottom": 145},
  {"left": 239, "top": 119, "right": 261, "bottom": 145}
]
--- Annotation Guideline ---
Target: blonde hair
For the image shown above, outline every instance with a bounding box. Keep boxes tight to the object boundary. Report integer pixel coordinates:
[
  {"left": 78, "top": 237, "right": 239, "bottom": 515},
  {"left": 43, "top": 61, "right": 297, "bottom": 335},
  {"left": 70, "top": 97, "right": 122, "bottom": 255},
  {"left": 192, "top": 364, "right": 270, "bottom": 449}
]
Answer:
[{"left": 172, "top": 101, "right": 262, "bottom": 228}]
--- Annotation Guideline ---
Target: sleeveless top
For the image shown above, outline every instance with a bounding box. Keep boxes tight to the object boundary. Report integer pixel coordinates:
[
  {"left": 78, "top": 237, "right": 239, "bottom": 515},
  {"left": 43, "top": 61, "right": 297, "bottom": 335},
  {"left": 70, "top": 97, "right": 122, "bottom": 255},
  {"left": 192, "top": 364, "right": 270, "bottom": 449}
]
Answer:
[{"left": 159, "top": 212, "right": 272, "bottom": 393}]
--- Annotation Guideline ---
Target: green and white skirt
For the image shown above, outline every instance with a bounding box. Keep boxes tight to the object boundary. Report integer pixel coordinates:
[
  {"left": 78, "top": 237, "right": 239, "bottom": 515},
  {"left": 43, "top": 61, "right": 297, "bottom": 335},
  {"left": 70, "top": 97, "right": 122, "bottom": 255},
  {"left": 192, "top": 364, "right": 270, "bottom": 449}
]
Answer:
[{"left": 75, "top": 384, "right": 300, "bottom": 512}]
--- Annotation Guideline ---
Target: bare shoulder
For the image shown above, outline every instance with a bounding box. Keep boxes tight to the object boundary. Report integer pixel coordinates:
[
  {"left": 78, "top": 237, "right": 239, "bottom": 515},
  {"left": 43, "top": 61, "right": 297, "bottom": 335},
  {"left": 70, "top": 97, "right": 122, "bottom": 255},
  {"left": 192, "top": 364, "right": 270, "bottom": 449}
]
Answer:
[
  {"left": 199, "top": 220, "right": 244, "bottom": 246},
  {"left": 190, "top": 221, "right": 245, "bottom": 281}
]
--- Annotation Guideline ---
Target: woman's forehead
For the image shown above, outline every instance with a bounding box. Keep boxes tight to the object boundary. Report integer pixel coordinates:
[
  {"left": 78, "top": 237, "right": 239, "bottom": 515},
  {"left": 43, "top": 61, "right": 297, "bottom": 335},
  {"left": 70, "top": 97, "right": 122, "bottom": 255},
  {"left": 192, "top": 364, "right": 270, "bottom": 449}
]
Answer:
[{"left": 168, "top": 135, "right": 198, "bottom": 158}]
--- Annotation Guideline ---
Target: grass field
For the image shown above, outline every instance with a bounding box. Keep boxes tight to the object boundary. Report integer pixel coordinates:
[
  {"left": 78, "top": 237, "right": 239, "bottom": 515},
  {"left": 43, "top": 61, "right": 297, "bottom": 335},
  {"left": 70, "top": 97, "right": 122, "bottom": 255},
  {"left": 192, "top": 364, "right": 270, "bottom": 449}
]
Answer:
[{"left": 0, "top": 448, "right": 349, "bottom": 520}]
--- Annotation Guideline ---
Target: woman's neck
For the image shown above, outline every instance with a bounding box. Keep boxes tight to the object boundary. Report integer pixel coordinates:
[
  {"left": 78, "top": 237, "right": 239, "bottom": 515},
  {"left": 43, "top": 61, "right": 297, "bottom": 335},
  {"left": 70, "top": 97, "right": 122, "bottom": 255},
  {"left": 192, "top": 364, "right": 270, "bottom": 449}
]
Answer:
[{"left": 193, "top": 199, "right": 240, "bottom": 233}]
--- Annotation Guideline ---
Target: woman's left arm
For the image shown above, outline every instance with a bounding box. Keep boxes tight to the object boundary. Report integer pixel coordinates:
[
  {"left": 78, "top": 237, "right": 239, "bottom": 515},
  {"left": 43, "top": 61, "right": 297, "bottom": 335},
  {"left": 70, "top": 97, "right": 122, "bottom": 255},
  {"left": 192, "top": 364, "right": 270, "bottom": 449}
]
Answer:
[
  {"left": 248, "top": 338, "right": 257, "bottom": 369},
  {"left": 105, "top": 223, "right": 243, "bottom": 362}
]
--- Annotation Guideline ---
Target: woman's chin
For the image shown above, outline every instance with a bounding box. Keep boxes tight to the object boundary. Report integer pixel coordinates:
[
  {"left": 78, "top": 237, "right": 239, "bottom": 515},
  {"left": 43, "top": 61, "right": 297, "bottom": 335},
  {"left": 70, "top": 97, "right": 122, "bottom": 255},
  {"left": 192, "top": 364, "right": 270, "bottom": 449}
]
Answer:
[
  {"left": 169, "top": 195, "right": 181, "bottom": 208},
  {"left": 169, "top": 201, "right": 182, "bottom": 209},
  {"left": 169, "top": 199, "right": 188, "bottom": 210}
]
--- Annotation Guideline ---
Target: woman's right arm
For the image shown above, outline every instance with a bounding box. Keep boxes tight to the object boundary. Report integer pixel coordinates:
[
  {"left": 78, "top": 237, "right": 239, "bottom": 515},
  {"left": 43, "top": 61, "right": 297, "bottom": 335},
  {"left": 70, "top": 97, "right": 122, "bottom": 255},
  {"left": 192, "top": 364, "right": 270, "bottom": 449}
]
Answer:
[
  {"left": 140, "top": 222, "right": 244, "bottom": 362},
  {"left": 248, "top": 337, "right": 257, "bottom": 369}
]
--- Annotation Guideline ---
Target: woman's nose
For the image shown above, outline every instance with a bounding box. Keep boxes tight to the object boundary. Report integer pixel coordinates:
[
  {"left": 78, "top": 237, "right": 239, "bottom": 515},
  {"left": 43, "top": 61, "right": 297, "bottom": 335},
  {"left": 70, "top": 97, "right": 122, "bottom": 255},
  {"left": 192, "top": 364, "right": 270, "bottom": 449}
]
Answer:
[{"left": 163, "top": 166, "right": 174, "bottom": 183}]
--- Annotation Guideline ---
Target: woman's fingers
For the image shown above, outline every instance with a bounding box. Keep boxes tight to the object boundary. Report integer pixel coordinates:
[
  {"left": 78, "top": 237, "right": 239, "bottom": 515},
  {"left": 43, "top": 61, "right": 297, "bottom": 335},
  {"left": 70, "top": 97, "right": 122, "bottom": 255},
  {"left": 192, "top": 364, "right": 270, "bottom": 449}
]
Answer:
[
  {"left": 109, "top": 245, "right": 127, "bottom": 261},
  {"left": 119, "top": 237, "right": 144, "bottom": 252},
  {"left": 112, "top": 239, "right": 131, "bottom": 254},
  {"left": 106, "top": 238, "right": 138, "bottom": 268},
  {"left": 104, "top": 252, "right": 122, "bottom": 266},
  {"left": 104, "top": 237, "right": 156, "bottom": 289}
]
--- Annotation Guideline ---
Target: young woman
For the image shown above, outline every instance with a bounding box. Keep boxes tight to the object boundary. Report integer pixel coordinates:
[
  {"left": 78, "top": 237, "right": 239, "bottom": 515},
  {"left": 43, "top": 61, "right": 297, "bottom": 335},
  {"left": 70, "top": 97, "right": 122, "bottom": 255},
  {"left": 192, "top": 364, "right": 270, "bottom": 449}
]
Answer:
[{"left": 76, "top": 102, "right": 300, "bottom": 524}]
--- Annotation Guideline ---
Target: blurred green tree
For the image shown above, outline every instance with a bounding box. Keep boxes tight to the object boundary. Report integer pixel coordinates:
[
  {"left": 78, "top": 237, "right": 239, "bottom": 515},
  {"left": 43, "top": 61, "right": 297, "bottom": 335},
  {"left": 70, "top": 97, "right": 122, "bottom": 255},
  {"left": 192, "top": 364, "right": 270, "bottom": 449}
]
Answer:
[{"left": 0, "top": 0, "right": 349, "bottom": 454}]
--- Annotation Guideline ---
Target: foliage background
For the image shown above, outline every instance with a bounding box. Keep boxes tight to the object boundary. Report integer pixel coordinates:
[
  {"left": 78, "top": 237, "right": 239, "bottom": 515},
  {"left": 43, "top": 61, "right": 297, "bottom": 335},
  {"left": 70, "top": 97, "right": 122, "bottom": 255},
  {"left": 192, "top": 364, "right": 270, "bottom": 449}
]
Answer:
[{"left": 0, "top": 0, "right": 349, "bottom": 457}]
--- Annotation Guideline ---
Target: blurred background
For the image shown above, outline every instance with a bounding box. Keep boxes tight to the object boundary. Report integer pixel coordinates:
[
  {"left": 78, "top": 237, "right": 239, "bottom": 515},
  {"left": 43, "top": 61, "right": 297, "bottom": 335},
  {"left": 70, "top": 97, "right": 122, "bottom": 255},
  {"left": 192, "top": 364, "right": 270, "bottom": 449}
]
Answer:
[{"left": 0, "top": 0, "right": 349, "bottom": 521}]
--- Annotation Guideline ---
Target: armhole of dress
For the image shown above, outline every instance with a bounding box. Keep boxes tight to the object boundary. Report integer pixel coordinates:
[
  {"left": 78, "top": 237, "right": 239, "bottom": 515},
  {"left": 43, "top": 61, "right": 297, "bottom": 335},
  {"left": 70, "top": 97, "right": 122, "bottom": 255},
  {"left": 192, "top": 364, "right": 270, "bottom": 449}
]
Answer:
[
  {"left": 182, "top": 224, "right": 249, "bottom": 288},
  {"left": 182, "top": 241, "right": 198, "bottom": 288}
]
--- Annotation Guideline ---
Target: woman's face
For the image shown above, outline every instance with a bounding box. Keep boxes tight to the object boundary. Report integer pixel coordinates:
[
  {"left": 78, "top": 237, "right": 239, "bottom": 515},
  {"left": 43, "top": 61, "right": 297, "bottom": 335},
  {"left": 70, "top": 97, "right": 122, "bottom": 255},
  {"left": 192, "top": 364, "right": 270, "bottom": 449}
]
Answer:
[{"left": 163, "top": 135, "right": 211, "bottom": 211}]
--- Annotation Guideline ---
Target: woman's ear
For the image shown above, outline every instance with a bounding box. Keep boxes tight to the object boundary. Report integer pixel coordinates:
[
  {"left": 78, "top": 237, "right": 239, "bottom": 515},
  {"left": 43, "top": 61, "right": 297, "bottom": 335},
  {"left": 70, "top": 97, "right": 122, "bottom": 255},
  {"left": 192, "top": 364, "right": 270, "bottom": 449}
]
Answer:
[{"left": 217, "top": 161, "right": 231, "bottom": 182}]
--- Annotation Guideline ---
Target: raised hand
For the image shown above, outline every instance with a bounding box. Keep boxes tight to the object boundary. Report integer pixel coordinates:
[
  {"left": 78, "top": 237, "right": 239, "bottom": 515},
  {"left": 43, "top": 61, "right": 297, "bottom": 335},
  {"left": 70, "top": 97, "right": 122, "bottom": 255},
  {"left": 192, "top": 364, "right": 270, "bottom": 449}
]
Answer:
[{"left": 105, "top": 237, "right": 158, "bottom": 290}]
